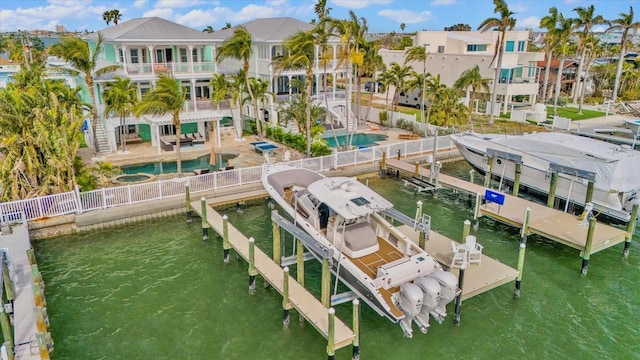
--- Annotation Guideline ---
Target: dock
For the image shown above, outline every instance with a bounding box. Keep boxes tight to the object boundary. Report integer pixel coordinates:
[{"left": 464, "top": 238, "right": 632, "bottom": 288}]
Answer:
[
  {"left": 0, "top": 217, "right": 52, "bottom": 359},
  {"left": 189, "top": 201, "right": 355, "bottom": 351},
  {"left": 386, "top": 158, "right": 629, "bottom": 259}
]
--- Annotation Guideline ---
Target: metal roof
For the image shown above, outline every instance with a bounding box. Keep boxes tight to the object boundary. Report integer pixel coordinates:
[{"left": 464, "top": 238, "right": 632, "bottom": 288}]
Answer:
[
  {"left": 209, "top": 17, "right": 314, "bottom": 42},
  {"left": 84, "top": 17, "right": 214, "bottom": 42},
  {"left": 447, "top": 33, "right": 491, "bottom": 45}
]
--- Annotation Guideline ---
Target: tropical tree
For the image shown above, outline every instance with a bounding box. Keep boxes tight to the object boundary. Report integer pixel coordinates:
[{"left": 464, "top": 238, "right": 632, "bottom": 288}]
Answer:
[
  {"left": 425, "top": 74, "right": 447, "bottom": 126},
  {"left": 377, "top": 68, "right": 395, "bottom": 121},
  {"left": 222, "top": 22, "right": 232, "bottom": 30},
  {"left": 607, "top": 6, "right": 640, "bottom": 102},
  {"left": 50, "top": 34, "right": 121, "bottom": 153},
  {"left": 454, "top": 65, "right": 490, "bottom": 123},
  {"left": 102, "top": 9, "right": 122, "bottom": 26},
  {"left": 400, "top": 23, "right": 406, "bottom": 32},
  {"left": 388, "top": 62, "right": 411, "bottom": 127},
  {"left": 540, "top": 7, "right": 561, "bottom": 103},
  {"left": 274, "top": 29, "right": 317, "bottom": 157},
  {"left": 103, "top": 76, "right": 137, "bottom": 153},
  {"left": 202, "top": 25, "right": 215, "bottom": 33},
  {"left": 579, "top": 36, "right": 601, "bottom": 110},
  {"left": 134, "top": 74, "right": 187, "bottom": 175},
  {"left": 571, "top": 5, "right": 604, "bottom": 105},
  {"left": 216, "top": 26, "right": 262, "bottom": 138},
  {"left": 551, "top": 13, "right": 573, "bottom": 116},
  {"left": 430, "top": 87, "right": 467, "bottom": 127},
  {"left": 405, "top": 45, "right": 429, "bottom": 122},
  {"left": 478, "top": 0, "right": 516, "bottom": 124},
  {"left": 249, "top": 77, "right": 274, "bottom": 125},
  {"left": 361, "top": 41, "right": 385, "bottom": 123}
]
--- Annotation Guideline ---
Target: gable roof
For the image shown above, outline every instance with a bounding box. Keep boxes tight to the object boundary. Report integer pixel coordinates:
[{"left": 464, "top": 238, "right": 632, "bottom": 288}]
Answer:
[
  {"left": 209, "top": 17, "right": 314, "bottom": 42},
  {"left": 84, "top": 17, "right": 213, "bottom": 42}
]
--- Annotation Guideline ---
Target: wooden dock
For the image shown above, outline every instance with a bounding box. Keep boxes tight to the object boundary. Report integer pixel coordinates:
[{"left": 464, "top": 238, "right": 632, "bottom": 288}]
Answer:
[
  {"left": 397, "top": 226, "right": 519, "bottom": 301},
  {"left": 189, "top": 201, "right": 355, "bottom": 350},
  {"left": 386, "top": 159, "right": 629, "bottom": 256}
]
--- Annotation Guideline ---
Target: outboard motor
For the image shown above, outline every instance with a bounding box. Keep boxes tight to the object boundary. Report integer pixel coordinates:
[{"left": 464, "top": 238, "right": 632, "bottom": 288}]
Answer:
[
  {"left": 396, "top": 283, "right": 423, "bottom": 338},
  {"left": 426, "top": 270, "right": 458, "bottom": 323},
  {"left": 413, "top": 276, "right": 441, "bottom": 333},
  {"left": 623, "top": 190, "right": 640, "bottom": 214}
]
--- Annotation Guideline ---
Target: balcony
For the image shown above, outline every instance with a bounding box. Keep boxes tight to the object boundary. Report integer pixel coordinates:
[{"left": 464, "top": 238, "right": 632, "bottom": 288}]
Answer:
[{"left": 125, "top": 62, "right": 216, "bottom": 76}]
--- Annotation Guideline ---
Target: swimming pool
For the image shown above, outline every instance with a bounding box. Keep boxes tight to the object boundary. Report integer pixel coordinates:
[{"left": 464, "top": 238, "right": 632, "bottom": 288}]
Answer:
[
  {"left": 323, "top": 133, "right": 388, "bottom": 147},
  {"left": 120, "top": 153, "right": 237, "bottom": 175}
]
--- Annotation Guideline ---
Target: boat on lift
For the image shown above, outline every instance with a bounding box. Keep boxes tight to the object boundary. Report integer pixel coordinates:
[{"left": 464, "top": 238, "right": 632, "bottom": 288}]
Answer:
[
  {"left": 262, "top": 164, "right": 458, "bottom": 337},
  {"left": 451, "top": 132, "right": 640, "bottom": 221}
]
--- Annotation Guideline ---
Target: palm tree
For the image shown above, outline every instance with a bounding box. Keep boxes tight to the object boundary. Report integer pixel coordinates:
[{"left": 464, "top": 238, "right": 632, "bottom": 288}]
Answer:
[
  {"left": 216, "top": 26, "right": 262, "bottom": 138},
  {"left": 377, "top": 68, "right": 395, "bottom": 123},
  {"left": 405, "top": 46, "right": 428, "bottom": 123},
  {"left": 540, "top": 7, "right": 560, "bottom": 103},
  {"left": 229, "top": 69, "right": 247, "bottom": 137},
  {"left": 249, "top": 77, "right": 274, "bottom": 125},
  {"left": 223, "top": 22, "right": 232, "bottom": 30},
  {"left": 551, "top": 13, "right": 573, "bottom": 116},
  {"left": 134, "top": 74, "right": 187, "bottom": 176},
  {"left": 103, "top": 76, "right": 137, "bottom": 153},
  {"left": 478, "top": 0, "right": 516, "bottom": 124},
  {"left": 111, "top": 9, "right": 122, "bottom": 25},
  {"left": 388, "top": 62, "right": 411, "bottom": 127},
  {"left": 202, "top": 25, "right": 215, "bottom": 33},
  {"left": 579, "top": 36, "right": 601, "bottom": 111},
  {"left": 608, "top": 6, "right": 640, "bottom": 102},
  {"left": 571, "top": 6, "right": 604, "bottom": 106},
  {"left": 425, "top": 74, "right": 447, "bottom": 126},
  {"left": 430, "top": 87, "right": 467, "bottom": 127},
  {"left": 50, "top": 34, "right": 121, "bottom": 154},
  {"left": 209, "top": 73, "right": 232, "bottom": 162},
  {"left": 273, "top": 29, "right": 316, "bottom": 157},
  {"left": 102, "top": 10, "right": 113, "bottom": 26},
  {"left": 361, "top": 41, "right": 385, "bottom": 123},
  {"left": 454, "top": 65, "right": 491, "bottom": 123}
]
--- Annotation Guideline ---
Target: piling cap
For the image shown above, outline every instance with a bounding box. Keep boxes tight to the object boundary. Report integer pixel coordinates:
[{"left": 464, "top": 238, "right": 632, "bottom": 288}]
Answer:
[
  {"left": 417, "top": 200, "right": 422, "bottom": 206},
  {"left": 353, "top": 299, "right": 360, "bottom": 305},
  {"left": 328, "top": 307, "right": 335, "bottom": 314},
  {"left": 223, "top": 215, "right": 228, "bottom": 220},
  {"left": 283, "top": 266, "right": 289, "bottom": 272},
  {"left": 248, "top": 237, "right": 255, "bottom": 243},
  {"left": 201, "top": 197, "right": 206, "bottom": 201}
]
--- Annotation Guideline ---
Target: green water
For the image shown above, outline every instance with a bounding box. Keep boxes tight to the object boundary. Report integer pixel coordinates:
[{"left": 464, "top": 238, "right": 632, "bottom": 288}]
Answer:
[
  {"left": 120, "top": 153, "right": 237, "bottom": 175},
  {"left": 34, "top": 161, "right": 640, "bottom": 359}
]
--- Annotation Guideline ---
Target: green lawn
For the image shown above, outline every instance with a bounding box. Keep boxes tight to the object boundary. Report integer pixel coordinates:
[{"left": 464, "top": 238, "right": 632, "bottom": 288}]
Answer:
[{"left": 546, "top": 106, "right": 606, "bottom": 120}]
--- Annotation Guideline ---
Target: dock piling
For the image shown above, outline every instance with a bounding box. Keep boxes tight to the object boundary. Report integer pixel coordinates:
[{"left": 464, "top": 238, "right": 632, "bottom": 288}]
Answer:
[
  {"left": 453, "top": 263, "right": 466, "bottom": 324},
  {"left": 395, "top": 150, "right": 401, "bottom": 177},
  {"left": 483, "top": 156, "right": 493, "bottom": 188},
  {"left": 282, "top": 267, "right": 291, "bottom": 329},
  {"left": 473, "top": 193, "right": 482, "bottom": 222},
  {"left": 271, "top": 211, "right": 281, "bottom": 266},
  {"left": 327, "top": 307, "right": 336, "bottom": 360},
  {"left": 380, "top": 152, "right": 387, "bottom": 179},
  {"left": 513, "top": 162, "right": 522, "bottom": 197},
  {"left": 222, "top": 215, "right": 230, "bottom": 264},
  {"left": 462, "top": 220, "right": 471, "bottom": 241},
  {"left": 585, "top": 181, "right": 595, "bottom": 204},
  {"left": 415, "top": 201, "right": 425, "bottom": 249},
  {"left": 2, "top": 261, "right": 15, "bottom": 306},
  {"left": 0, "top": 304, "right": 13, "bottom": 360},
  {"left": 27, "top": 248, "right": 36, "bottom": 265},
  {"left": 352, "top": 299, "right": 360, "bottom": 360},
  {"left": 547, "top": 172, "right": 558, "bottom": 208},
  {"left": 321, "top": 257, "right": 331, "bottom": 308},
  {"left": 515, "top": 207, "right": 531, "bottom": 298},
  {"left": 248, "top": 237, "right": 257, "bottom": 294},
  {"left": 185, "top": 184, "right": 192, "bottom": 223},
  {"left": 200, "top": 197, "right": 209, "bottom": 241},
  {"left": 414, "top": 161, "right": 420, "bottom": 177},
  {"left": 469, "top": 169, "right": 475, "bottom": 184},
  {"left": 581, "top": 217, "right": 597, "bottom": 276},
  {"left": 296, "top": 239, "right": 305, "bottom": 287},
  {"left": 623, "top": 204, "right": 638, "bottom": 257}
]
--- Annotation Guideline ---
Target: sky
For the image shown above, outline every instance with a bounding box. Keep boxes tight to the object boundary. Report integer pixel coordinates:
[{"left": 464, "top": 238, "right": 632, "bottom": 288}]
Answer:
[{"left": 0, "top": 0, "right": 637, "bottom": 34}]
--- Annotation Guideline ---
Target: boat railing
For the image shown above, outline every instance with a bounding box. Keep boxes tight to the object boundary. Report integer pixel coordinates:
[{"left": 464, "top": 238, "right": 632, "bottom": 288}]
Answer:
[{"left": 2, "top": 137, "right": 455, "bottom": 222}]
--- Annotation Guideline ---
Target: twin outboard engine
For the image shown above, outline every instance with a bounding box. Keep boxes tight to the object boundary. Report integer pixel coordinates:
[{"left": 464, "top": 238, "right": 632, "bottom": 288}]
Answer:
[
  {"left": 413, "top": 276, "right": 441, "bottom": 333},
  {"left": 427, "top": 270, "right": 458, "bottom": 323},
  {"left": 396, "top": 283, "right": 423, "bottom": 338}
]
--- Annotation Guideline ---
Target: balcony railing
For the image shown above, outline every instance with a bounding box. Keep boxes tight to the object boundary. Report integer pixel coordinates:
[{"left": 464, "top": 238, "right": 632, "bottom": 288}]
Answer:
[{"left": 125, "top": 62, "right": 216, "bottom": 75}]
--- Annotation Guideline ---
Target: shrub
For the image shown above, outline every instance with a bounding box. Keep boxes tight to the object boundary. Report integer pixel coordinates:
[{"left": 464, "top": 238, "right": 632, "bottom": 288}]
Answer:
[{"left": 379, "top": 111, "right": 388, "bottom": 126}]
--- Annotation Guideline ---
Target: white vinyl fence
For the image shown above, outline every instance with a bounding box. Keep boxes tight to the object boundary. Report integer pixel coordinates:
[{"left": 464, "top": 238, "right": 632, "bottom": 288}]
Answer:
[{"left": 0, "top": 137, "right": 454, "bottom": 222}]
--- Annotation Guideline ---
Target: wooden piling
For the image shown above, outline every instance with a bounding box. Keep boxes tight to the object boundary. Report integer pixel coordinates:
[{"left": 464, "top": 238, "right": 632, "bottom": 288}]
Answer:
[
  {"left": 200, "top": 197, "right": 209, "bottom": 241},
  {"left": 33, "top": 283, "right": 45, "bottom": 307},
  {"left": 34, "top": 307, "right": 47, "bottom": 333},
  {"left": 483, "top": 156, "right": 493, "bottom": 188},
  {"left": 296, "top": 239, "right": 305, "bottom": 287},
  {"left": 282, "top": 267, "right": 291, "bottom": 329},
  {"left": 248, "top": 237, "right": 257, "bottom": 294},
  {"left": 27, "top": 248, "right": 36, "bottom": 265},
  {"left": 380, "top": 152, "right": 387, "bottom": 179},
  {"left": 0, "top": 305, "right": 13, "bottom": 360},
  {"left": 469, "top": 169, "right": 475, "bottom": 184},
  {"left": 185, "top": 183, "right": 192, "bottom": 223},
  {"left": 352, "top": 299, "right": 360, "bottom": 360},
  {"left": 222, "top": 215, "right": 230, "bottom": 264},
  {"left": 513, "top": 162, "right": 522, "bottom": 197},
  {"left": 547, "top": 172, "right": 558, "bottom": 208},
  {"left": 473, "top": 193, "right": 482, "bottom": 221},
  {"left": 327, "top": 307, "right": 336, "bottom": 360},
  {"left": 623, "top": 204, "right": 638, "bottom": 257},
  {"left": 453, "top": 264, "right": 466, "bottom": 324},
  {"left": 321, "top": 257, "right": 331, "bottom": 308},
  {"left": 515, "top": 207, "right": 531, "bottom": 298},
  {"left": 36, "top": 332, "right": 50, "bottom": 360},
  {"left": 2, "top": 261, "right": 14, "bottom": 304},
  {"left": 416, "top": 201, "right": 425, "bottom": 249},
  {"left": 585, "top": 181, "right": 595, "bottom": 204},
  {"left": 462, "top": 220, "right": 471, "bottom": 241},
  {"left": 271, "top": 211, "right": 281, "bottom": 266},
  {"left": 414, "top": 162, "right": 420, "bottom": 177},
  {"left": 581, "top": 217, "right": 597, "bottom": 276}
]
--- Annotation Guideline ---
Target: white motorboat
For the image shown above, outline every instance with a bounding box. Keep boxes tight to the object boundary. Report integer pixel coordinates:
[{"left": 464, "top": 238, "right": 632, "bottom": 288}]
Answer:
[
  {"left": 262, "top": 164, "right": 458, "bottom": 337},
  {"left": 624, "top": 118, "right": 640, "bottom": 134},
  {"left": 451, "top": 132, "right": 640, "bottom": 221}
]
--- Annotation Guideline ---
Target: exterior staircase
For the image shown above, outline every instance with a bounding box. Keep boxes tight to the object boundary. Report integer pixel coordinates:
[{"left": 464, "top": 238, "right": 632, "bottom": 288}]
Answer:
[
  {"left": 316, "top": 97, "right": 358, "bottom": 132},
  {"left": 94, "top": 118, "right": 112, "bottom": 154}
]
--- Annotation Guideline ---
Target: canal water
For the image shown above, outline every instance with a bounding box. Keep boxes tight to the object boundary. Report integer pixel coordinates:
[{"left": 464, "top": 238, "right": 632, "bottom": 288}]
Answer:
[{"left": 34, "top": 161, "right": 639, "bottom": 359}]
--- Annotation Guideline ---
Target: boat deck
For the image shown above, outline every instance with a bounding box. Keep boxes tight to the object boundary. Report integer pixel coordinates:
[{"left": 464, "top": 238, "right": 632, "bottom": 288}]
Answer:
[
  {"left": 386, "top": 158, "right": 629, "bottom": 256},
  {"left": 190, "top": 201, "right": 355, "bottom": 350}
]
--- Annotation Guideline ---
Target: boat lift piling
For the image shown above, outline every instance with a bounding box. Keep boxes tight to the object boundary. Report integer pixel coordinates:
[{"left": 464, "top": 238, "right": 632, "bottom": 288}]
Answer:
[
  {"left": 623, "top": 204, "right": 638, "bottom": 257},
  {"left": 282, "top": 267, "right": 291, "bottom": 328},
  {"left": 484, "top": 156, "right": 494, "bottom": 188},
  {"left": 223, "top": 215, "right": 230, "bottom": 264},
  {"left": 453, "top": 263, "right": 466, "bottom": 324},
  {"left": 462, "top": 220, "right": 471, "bottom": 240},
  {"left": 513, "top": 162, "right": 522, "bottom": 197},
  {"left": 200, "top": 197, "right": 209, "bottom": 241},
  {"left": 248, "top": 238, "right": 257, "bottom": 294},
  {"left": 581, "top": 217, "right": 597, "bottom": 276},
  {"left": 321, "top": 258, "right": 331, "bottom": 308},
  {"left": 327, "top": 308, "right": 336, "bottom": 360},
  {"left": 515, "top": 207, "right": 531, "bottom": 298},
  {"left": 380, "top": 152, "right": 387, "bottom": 179},
  {"left": 415, "top": 201, "right": 425, "bottom": 249},
  {"left": 585, "top": 181, "right": 594, "bottom": 204},
  {"left": 185, "top": 184, "right": 192, "bottom": 223},
  {"left": 352, "top": 299, "right": 360, "bottom": 360},
  {"left": 272, "top": 211, "right": 282, "bottom": 266},
  {"left": 547, "top": 172, "right": 558, "bottom": 208}
]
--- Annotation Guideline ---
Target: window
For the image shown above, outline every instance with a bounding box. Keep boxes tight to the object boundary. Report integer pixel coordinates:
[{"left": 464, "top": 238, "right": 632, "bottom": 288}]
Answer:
[
  {"left": 517, "top": 41, "right": 525, "bottom": 52},
  {"left": 505, "top": 41, "right": 514, "bottom": 52},
  {"left": 467, "top": 44, "right": 487, "bottom": 52},
  {"left": 180, "top": 48, "right": 188, "bottom": 63},
  {"left": 130, "top": 48, "right": 139, "bottom": 63},
  {"left": 192, "top": 48, "right": 198, "bottom": 63},
  {"left": 141, "top": 48, "right": 147, "bottom": 63},
  {"left": 437, "top": 45, "right": 445, "bottom": 53},
  {"left": 119, "top": 48, "right": 124, "bottom": 62}
]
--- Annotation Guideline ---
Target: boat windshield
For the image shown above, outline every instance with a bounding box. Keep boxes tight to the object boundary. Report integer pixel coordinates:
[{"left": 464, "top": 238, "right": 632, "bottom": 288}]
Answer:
[{"left": 350, "top": 197, "right": 370, "bottom": 206}]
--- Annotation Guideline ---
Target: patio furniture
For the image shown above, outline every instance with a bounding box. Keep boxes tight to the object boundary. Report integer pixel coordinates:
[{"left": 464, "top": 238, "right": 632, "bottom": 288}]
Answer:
[
  {"left": 465, "top": 235, "right": 483, "bottom": 265},
  {"left": 450, "top": 241, "right": 468, "bottom": 269},
  {"left": 255, "top": 143, "right": 278, "bottom": 154}
]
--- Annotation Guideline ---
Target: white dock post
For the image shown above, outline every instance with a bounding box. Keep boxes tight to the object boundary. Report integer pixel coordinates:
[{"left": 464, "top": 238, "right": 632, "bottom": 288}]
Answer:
[
  {"left": 248, "top": 237, "right": 257, "bottom": 294},
  {"left": 581, "top": 217, "right": 597, "bottom": 276},
  {"left": 282, "top": 267, "right": 291, "bottom": 329},
  {"left": 185, "top": 183, "right": 191, "bottom": 223},
  {"left": 515, "top": 207, "right": 531, "bottom": 298},
  {"left": 327, "top": 307, "right": 336, "bottom": 360},
  {"left": 222, "top": 215, "right": 230, "bottom": 264},
  {"left": 200, "top": 197, "right": 209, "bottom": 241},
  {"left": 624, "top": 204, "right": 638, "bottom": 257},
  {"left": 352, "top": 299, "right": 360, "bottom": 360}
]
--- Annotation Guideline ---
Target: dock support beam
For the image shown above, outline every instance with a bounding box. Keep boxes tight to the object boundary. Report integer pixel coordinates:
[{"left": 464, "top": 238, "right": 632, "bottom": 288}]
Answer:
[
  {"left": 473, "top": 193, "right": 482, "bottom": 222},
  {"left": 513, "top": 162, "right": 522, "bottom": 197},
  {"left": 282, "top": 267, "right": 291, "bottom": 329},
  {"left": 515, "top": 207, "right": 531, "bottom": 298},
  {"left": 327, "top": 307, "right": 336, "bottom": 360},
  {"left": 416, "top": 201, "right": 425, "bottom": 249},
  {"left": 623, "top": 204, "right": 638, "bottom": 257},
  {"left": 585, "top": 181, "right": 595, "bottom": 204},
  {"left": 200, "top": 197, "right": 209, "bottom": 241},
  {"left": 271, "top": 211, "right": 281, "bottom": 266},
  {"left": 296, "top": 239, "right": 304, "bottom": 287},
  {"left": 462, "top": 220, "right": 471, "bottom": 241},
  {"left": 321, "top": 258, "right": 331, "bottom": 308},
  {"left": 352, "top": 299, "right": 360, "bottom": 360},
  {"left": 380, "top": 152, "right": 387, "bottom": 179},
  {"left": 453, "top": 264, "right": 466, "bottom": 324},
  {"left": 547, "top": 172, "right": 558, "bottom": 208},
  {"left": 222, "top": 215, "right": 230, "bottom": 264},
  {"left": 581, "top": 217, "right": 597, "bottom": 276},
  {"left": 185, "top": 184, "right": 192, "bottom": 223},
  {"left": 248, "top": 237, "right": 257, "bottom": 294},
  {"left": 2, "top": 261, "right": 14, "bottom": 308},
  {"left": 484, "top": 156, "right": 493, "bottom": 188}
]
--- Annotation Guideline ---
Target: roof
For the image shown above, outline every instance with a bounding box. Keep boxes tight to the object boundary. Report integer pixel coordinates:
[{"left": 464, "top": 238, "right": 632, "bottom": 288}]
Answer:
[
  {"left": 209, "top": 17, "right": 314, "bottom": 42},
  {"left": 84, "top": 17, "right": 213, "bottom": 42},
  {"left": 536, "top": 59, "right": 579, "bottom": 69},
  {"left": 447, "top": 33, "right": 491, "bottom": 45}
]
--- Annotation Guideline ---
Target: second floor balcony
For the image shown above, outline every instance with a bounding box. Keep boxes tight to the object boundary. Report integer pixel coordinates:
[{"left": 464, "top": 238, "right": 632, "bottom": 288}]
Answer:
[{"left": 125, "top": 61, "right": 216, "bottom": 76}]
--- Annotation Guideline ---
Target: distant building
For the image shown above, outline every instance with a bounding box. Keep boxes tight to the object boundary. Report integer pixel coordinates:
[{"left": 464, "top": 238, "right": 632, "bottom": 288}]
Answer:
[
  {"left": 55, "top": 24, "right": 66, "bottom": 33},
  {"left": 0, "top": 58, "right": 22, "bottom": 88}
]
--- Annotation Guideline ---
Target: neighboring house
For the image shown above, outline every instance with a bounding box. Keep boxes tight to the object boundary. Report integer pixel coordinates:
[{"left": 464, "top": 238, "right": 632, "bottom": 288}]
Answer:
[
  {"left": 535, "top": 59, "right": 580, "bottom": 100},
  {"left": 380, "top": 30, "right": 545, "bottom": 114},
  {"left": 0, "top": 58, "right": 22, "bottom": 88}
]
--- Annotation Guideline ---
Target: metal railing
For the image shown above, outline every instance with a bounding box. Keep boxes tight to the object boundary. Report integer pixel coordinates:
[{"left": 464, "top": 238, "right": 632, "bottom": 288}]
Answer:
[{"left": 0, "top": 137, "right": 454, "bottom": 222}]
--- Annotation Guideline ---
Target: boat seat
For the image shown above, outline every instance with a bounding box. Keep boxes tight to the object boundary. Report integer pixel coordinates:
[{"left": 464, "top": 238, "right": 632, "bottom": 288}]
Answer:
[{"left": 342, "top": 222, "right": 379, "bottom": 258}]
